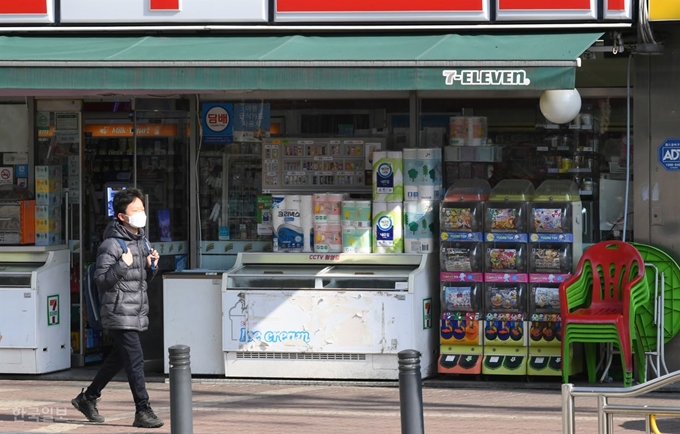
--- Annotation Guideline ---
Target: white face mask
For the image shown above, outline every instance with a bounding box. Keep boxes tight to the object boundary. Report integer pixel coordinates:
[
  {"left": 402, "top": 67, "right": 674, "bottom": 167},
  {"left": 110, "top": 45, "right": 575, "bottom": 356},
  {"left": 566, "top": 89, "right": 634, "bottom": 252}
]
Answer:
[{"left": 126, "top": 212, "right": 147, "bottom": 229}]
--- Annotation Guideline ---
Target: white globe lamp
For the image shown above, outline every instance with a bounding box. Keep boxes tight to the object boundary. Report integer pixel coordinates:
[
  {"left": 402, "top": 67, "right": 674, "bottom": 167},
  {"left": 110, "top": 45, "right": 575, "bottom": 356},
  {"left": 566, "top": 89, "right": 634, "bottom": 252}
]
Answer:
[{"left": 539, "top": 89, "right": 582, "bottom": 125}]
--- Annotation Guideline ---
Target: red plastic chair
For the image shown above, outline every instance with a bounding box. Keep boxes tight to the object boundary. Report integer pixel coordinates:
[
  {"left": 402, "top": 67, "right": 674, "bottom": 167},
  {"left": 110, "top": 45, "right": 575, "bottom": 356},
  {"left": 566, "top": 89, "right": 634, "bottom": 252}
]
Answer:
[{"left": 559, "top": 241, "right": 647, "bottom": 384}]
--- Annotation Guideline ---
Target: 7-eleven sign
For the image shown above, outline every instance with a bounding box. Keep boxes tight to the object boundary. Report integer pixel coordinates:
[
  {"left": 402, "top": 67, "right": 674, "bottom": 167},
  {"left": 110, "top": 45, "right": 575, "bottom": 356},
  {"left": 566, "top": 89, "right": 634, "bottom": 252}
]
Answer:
[
  {"left": 47, "top": 295, "right": 60, "bottom": 326},
  {"left": 150, "top": 0, "right": 181, "bottom": 11}
]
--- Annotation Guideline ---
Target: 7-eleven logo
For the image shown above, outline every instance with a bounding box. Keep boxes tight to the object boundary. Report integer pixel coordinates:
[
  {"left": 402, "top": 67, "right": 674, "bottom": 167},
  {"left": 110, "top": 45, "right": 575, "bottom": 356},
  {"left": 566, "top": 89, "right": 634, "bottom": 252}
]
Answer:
[
  {"left": 47, "top": 295, "right": 60, "bottom": 326},
  {"left": 0, "top": 0, "right": 47, "bottom": 14},
  {"left": 150, "top": 0, "right": 181, "bottom": 11}
]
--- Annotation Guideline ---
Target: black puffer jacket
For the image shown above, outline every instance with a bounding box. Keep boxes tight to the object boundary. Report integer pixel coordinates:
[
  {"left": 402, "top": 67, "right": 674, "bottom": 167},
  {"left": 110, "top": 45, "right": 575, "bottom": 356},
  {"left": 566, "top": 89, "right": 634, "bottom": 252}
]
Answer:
[{"left": 95, "top": 220, "right": 158, "bottom": 331}]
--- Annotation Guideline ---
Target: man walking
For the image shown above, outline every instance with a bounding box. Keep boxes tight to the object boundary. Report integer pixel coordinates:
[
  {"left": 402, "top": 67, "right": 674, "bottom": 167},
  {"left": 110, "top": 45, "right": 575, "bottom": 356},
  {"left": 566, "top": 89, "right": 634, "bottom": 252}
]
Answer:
[{"left": 71, "top": 188, "right": 163, "bottom": 428}]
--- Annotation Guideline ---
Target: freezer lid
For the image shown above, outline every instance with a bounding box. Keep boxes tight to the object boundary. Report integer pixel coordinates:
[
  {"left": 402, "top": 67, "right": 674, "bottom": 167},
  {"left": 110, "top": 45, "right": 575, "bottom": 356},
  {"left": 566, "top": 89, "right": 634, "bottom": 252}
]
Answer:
[
  {"left": 319, "top": 264, "right": 416, "bottom": 278},
  {"left": 228, "top": 264, "right": 329, "bottom": 278},
  {"left": 0, "top": 264, "right": 41, "bottom": 273},
  {"left": 235, "top": 252, "right": 425, "bottom": 267}
]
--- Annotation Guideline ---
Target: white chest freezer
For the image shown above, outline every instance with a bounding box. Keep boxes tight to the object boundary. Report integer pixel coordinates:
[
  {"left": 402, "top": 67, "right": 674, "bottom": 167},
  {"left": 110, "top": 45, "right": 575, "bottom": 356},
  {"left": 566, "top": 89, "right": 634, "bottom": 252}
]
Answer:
[
  {"left": 222, "top": 252, "right": 439, "bottom": 380},
  {"left": 0, "top": 246, "right": 70, "bottom": 374}
]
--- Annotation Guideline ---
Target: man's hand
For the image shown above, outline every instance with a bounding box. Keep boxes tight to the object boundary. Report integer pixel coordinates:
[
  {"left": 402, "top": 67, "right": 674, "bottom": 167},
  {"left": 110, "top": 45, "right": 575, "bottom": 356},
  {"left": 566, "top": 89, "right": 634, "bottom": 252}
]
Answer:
[
  {"left": 122, "top": 249, "right": 133, "bottom": 266},
  {"left": 146, "top": 248, "right": 160, "bottom": 269}
]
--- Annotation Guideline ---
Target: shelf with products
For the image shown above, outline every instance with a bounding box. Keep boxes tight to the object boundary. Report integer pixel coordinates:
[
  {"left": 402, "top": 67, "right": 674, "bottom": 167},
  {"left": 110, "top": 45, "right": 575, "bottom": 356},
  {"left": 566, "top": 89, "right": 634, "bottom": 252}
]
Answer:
[
  {"left": 198, "top": 150, "right": 265, "bottom": 243},
  {"left": 262, "top": 137, "right": 385, "bottom": 193}
]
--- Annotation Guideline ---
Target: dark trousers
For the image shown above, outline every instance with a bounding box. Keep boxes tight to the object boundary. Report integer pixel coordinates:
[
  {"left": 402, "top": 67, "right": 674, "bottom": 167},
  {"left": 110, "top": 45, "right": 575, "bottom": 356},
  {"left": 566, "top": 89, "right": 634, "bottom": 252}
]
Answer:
[{"left": 85, "top": 329, "right": 150, "bottom": 412}]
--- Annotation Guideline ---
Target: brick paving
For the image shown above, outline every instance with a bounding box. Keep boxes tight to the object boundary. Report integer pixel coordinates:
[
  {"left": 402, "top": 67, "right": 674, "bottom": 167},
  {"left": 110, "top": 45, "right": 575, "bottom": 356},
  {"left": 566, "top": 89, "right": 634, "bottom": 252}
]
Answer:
[{"left": 0, "top": 377, "right": 679, "bottom": 433}]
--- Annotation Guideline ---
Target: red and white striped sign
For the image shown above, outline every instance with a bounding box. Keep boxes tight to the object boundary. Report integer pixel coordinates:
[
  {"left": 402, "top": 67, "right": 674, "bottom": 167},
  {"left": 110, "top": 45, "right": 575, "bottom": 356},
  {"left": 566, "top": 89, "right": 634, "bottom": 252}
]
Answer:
[
  {"left": 496, "top": 0, "right": 597, "bottom": 20},
  {"left": 60, "top": 0, "right": 267, "bottom": 23},
  {"left": 276, "top": 0, "right": 488, "bottom": 21},
  {"left": 277, "top": 0, "right": 483, "bottom": 12},
  {"left": 0, "top": 0, "right": 53, "bottom": 22},
  {"left": 0, "top": 0, "right": 47, "bottom": 14},
  {"left": 150, "top": 0, "right": 180, "bottom": 11}
]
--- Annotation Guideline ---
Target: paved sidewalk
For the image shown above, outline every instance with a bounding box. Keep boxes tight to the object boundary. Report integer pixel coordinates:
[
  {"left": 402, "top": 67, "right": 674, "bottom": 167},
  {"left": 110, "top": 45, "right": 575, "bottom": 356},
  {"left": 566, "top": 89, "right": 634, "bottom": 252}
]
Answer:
[{"left": 0, "top": 377, "right": 679, "bottom": 434}]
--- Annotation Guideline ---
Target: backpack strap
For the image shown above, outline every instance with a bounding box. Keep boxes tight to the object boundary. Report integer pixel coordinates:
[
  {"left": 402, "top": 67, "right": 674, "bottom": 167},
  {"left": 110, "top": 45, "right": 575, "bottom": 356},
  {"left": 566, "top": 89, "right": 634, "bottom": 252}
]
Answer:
[{"left": 115, "top": 238, "right": 127, "bottom": 254}]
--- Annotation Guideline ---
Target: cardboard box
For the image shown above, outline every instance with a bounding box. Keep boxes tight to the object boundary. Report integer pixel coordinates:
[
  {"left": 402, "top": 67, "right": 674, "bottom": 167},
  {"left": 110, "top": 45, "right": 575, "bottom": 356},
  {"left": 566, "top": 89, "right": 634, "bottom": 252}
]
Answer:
[
  {"left": 0, "top": 200, "right": 35, "bottom": 244},
  {"left": 35, "top": 205, "right": 62, "bottom": 220},
  {"left": 35, "top": 177, "right": 63, "bottom": 193},
  {"left": 36, "top": 217, "right": 61, "bottom": 233},
  {"left": 35, "top": 165, "right": 62, "bottom": 179},
  {"left": 36, "top": 192, "right": 62, "bottom": 206},
  {"left": 35, "top": 231, "right": 61, "bottom": 246}
]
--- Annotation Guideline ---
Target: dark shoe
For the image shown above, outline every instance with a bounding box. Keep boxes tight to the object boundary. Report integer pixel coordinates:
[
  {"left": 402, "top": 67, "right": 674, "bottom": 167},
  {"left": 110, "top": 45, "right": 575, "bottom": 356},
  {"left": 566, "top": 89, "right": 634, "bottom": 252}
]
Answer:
[
  {"left": 133, "top": 407, "right": 164, "bottom": 428},
  {"left": 71, "top": 388, "right": 105, "bottom": 423}
]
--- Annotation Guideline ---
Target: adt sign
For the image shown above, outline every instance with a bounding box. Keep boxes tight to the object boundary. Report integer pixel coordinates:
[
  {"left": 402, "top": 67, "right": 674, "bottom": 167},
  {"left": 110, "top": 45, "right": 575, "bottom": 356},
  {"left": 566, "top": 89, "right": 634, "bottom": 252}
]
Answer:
[{"left": 659, "top": 139, "right": 680, "bottom": 171}]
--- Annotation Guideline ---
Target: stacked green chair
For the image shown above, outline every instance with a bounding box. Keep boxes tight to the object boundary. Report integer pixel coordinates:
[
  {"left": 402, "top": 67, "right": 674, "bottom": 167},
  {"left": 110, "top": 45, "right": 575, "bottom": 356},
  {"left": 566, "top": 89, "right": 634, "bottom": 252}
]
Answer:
[{"left": 559, "top": 241, "right": 651, "bottom": 387}]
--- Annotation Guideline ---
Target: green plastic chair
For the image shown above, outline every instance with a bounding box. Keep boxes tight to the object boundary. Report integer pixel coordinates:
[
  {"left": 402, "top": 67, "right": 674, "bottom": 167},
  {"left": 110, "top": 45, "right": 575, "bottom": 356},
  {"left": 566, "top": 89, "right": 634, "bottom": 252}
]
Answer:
[
  {"left": 563, "top": 324, "right": 646, "bottom": 385},
  {"left": 559, "top": 241, "right": 651, "bottom": 387}
]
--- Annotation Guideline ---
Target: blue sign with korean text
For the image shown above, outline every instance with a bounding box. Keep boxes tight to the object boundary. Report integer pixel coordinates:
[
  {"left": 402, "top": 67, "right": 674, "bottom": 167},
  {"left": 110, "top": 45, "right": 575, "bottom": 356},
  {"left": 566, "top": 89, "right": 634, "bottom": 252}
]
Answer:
[
  {"left": 201, "top": 103, "right": 233, "bottom": 144},
  {"left": 659, "top": 139, "right": 680, "bottom": 171},
  {"left": 233, "top": 103, "right": 271, "bottom": 141}
]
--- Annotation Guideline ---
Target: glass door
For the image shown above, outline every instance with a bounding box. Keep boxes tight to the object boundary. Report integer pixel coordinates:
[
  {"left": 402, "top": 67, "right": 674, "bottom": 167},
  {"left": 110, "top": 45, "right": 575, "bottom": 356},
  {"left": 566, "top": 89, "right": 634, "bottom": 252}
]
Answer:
[{"left": 134, "top": 109, "right": 189, "bottom": 248}]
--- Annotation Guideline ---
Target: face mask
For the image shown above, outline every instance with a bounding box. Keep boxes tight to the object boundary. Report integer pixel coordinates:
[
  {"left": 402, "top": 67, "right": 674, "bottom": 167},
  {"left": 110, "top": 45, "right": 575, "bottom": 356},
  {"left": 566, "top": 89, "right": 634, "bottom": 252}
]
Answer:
[{"left": 126, "top": 212, "right": 147, "bottom": 229}]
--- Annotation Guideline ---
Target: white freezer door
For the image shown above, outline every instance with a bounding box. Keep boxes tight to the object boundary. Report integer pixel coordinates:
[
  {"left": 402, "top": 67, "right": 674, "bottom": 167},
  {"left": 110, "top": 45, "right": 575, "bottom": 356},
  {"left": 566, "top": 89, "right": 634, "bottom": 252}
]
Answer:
[
  {"left": 0, "top": 288, "right": 37, "bottom": 348},
  {"left": 223, "top": 290, "right": 410, "bottom": 353}
]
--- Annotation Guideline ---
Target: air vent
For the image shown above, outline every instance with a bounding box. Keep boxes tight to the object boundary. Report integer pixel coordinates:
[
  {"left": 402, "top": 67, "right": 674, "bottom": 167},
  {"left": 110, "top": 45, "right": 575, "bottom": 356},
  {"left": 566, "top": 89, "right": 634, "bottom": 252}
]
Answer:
[{"left": 235, "top": 352, "right": 366, "bottom": 361}]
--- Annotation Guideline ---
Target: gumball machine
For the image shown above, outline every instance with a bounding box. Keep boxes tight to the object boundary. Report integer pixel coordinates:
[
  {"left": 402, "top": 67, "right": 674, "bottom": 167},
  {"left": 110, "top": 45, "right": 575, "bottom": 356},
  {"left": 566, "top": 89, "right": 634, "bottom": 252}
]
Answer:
[
  {"left": 482, "top": 180, "right": 534, "bottom": 375},
  {"left": 438, "top": 179, "right": 490, "bottom": 375},
  {"left": 528, "top": 180, "right": 583, "bottom": 376}
]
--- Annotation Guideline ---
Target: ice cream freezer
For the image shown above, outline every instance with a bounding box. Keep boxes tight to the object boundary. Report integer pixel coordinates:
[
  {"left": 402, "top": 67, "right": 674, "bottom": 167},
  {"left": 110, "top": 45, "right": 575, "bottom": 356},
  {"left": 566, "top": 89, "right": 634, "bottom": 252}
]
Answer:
[
  {"left": 0, "top": 246, "right": 70, "bottom": 374},
  {"left": 222, "top": 252, "right": 439, "bottom": 380}
]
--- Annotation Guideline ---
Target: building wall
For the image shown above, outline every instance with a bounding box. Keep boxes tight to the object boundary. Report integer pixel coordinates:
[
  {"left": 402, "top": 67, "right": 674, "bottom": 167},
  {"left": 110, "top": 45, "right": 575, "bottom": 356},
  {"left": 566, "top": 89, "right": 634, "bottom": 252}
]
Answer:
[{"left": 634, "top": 23, "right": 680, "bottom": 372}]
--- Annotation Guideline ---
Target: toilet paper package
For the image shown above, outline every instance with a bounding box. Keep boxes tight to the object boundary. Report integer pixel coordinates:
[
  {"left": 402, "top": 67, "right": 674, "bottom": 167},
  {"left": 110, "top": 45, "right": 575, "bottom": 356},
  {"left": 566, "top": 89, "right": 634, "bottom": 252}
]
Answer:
[
  {"left": 372, "top": 201, "right": 404, "bottom": 253},
  {"left": 300, "top": 195, "right": 314, "bottom": 253},
  {"left": 402, "top": 148, "right": 420, "bottom": 202},
  {"left": 272, "top": 195, "right": 303, "bottom": 252},
  {"left": 373, "top": 151, "right": 404, "bottom": 202},
  {"left": 342, "top": 227, "right": 372, "bottom": 254},
  {"left": 354, "top": 200, "right": 372, "bottom": 228},
  {"left": 313, "top": 193, "right": 329, "bottom": 225},
  {"left": 314, "top": 224, "right": 342, "bottom": 253},
  {"left": 341, "top": 200, "right": 355, "bottom": 228},
  {"left": 403, "top": 200, "right": 437, "bottom": 254},
  {"left": 327, "top": 193, "right": 344, "bottom": 224}
]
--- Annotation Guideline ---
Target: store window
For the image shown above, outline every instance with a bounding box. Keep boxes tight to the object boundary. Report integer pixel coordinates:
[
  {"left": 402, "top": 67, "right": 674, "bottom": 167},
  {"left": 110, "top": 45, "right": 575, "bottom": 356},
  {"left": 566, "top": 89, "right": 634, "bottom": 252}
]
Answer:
[
  {"left": 419, "top": 96, "right": 632, "bottom": 243},
  {"left": 196, "top": 98, "right": 409, "bottom": 269}
]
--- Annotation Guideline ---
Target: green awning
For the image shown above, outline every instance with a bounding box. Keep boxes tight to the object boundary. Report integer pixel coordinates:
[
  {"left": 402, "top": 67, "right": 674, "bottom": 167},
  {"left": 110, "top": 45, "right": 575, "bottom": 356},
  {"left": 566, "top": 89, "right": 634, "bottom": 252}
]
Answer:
[{"left": 0, "top": 32, "right": 602, "bottom": 92}]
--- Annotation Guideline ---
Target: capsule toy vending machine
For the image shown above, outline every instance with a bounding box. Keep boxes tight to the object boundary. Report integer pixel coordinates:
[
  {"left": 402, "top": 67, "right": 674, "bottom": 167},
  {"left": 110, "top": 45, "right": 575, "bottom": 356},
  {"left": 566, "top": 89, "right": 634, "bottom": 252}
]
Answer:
[
  {"left": 528, "top": 180, "right": 582, "bottom": 376},
  {"left": 482, "top": 180, "right": 534, "bottom": 375},
  {"left": 438, "top": 180, "right": 490, "bottom": 375}
]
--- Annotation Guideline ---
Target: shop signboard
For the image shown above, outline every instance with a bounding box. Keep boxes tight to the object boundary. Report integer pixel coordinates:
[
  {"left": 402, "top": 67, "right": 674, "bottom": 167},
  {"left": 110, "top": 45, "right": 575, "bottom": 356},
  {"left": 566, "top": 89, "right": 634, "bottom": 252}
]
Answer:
[
  {"left": 0, "top": 0, "right": 631, "bottom": 24},
  {"left": 436, "top": 67, "right": 575, "bottom": 91},
  {"left": 650, "top": 0, "right": 680, "bottom": 20},
  {"left": 233, "top": 103, "right": 271, "bottom": 142},
  {"left": 496, "top": 0, "right": 597, "bottom": 20},
  {"left": 275, "top": 0, "right": 490, "bottom": 22},
  {"left": 658, "top": 139, "right": 680, "bottom": 171},
  {"left": 201, "top": 103, "right": 234, "bottom": 145},
  {"left": 59, "top": 0, "right": 267, "bottom": 23},
  {"left": 0, "top": 0, "right": 54, "bottom": 23}
]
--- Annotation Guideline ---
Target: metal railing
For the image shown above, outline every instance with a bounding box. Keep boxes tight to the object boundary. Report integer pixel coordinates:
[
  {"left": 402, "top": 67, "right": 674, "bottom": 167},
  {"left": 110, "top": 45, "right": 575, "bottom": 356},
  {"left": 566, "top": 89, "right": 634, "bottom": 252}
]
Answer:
[{"left": 562, "top": 370, "right": 680, "bottom": 434}]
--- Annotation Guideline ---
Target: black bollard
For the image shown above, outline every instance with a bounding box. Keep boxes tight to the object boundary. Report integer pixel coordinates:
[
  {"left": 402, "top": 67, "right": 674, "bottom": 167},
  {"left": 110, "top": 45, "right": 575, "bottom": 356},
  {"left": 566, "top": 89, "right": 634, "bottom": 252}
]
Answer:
[
  {"left": 169, "top": 345, "right": 193, "bottom": 434},
  {"left": 398, "top": 349, "right": 424, "bottom": 434}
]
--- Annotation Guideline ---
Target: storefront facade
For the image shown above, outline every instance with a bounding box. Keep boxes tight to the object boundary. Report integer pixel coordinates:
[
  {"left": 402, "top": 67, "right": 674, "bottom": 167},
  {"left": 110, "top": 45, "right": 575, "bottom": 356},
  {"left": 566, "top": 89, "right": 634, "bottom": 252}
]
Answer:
[{"left": 0, "top": 0, "right": 643, "bottom": 376}]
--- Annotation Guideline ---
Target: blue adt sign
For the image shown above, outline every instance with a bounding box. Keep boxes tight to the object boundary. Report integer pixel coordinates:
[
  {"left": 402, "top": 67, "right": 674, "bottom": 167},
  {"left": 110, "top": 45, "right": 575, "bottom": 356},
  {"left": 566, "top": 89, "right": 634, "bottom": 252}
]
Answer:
[{"left": 659, "top": 139, "right": 680, "bottom": 171}]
